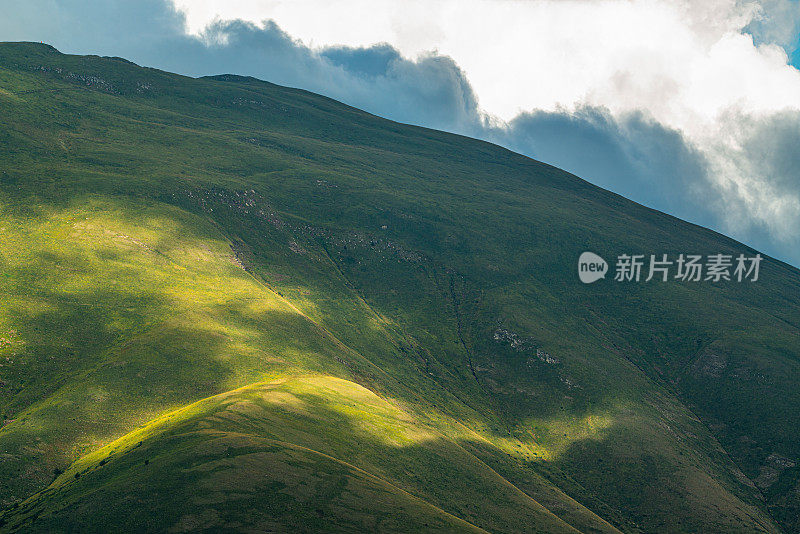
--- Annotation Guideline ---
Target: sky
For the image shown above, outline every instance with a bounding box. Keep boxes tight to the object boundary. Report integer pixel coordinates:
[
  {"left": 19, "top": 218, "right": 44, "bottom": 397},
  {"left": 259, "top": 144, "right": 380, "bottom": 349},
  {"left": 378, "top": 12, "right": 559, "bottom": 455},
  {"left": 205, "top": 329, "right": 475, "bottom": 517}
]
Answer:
[{"left": 2, "top": 0, "right": 800, "bottom": 266}]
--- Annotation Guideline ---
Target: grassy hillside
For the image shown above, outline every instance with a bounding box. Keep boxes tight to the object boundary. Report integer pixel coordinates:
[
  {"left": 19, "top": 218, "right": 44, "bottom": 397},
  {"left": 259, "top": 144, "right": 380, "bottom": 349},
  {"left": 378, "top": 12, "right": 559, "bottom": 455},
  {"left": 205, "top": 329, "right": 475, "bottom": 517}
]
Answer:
[
  {"left": 1, "top": 376, "right": 577, "bottom": 533},
  {"left": 0, "top": 42, "right": 798, "bottom": 532}
]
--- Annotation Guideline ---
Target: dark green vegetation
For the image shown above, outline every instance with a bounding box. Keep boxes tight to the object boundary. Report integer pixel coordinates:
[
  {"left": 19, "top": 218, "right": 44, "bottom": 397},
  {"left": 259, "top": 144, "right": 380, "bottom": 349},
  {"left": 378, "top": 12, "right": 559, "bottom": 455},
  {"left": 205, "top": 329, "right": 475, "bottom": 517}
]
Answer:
[{"left": 0, "top": 42, "right": 798, "bottom": 533}]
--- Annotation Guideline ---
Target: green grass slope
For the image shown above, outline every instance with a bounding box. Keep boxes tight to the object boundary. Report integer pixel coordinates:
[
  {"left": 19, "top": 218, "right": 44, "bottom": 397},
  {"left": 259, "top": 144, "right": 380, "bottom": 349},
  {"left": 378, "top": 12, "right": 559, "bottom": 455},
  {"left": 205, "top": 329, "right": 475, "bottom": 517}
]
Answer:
[
  {"left": 1, "top": 375, "right": 579, "bottom": 533},
  {"left": 0, "top": 193, "right": 614, "bottom": 534},
  {"left": 0, "top": 42, "right": 798, "bottom": 532}
]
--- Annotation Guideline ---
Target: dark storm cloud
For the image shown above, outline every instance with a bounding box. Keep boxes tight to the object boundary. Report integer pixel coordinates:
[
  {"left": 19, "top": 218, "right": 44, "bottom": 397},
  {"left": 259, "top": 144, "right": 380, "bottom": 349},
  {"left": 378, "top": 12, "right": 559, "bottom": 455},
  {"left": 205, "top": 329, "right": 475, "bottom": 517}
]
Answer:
[
  {"left": 490, "top": 108, "right": 716, "bottom": 228},
  {"left": 321, "top": 44, "right": 402, "bottom": 78},
  {"left": 183, "top": 20, "right": 484, "bottom": 133}
]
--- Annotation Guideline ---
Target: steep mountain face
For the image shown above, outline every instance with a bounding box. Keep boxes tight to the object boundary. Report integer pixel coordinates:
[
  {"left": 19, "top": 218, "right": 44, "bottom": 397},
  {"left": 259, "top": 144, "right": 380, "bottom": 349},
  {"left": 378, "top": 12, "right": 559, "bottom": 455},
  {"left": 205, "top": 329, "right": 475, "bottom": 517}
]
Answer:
[{"left": 0, "top": 42, "right": 798, "bottom": 533}]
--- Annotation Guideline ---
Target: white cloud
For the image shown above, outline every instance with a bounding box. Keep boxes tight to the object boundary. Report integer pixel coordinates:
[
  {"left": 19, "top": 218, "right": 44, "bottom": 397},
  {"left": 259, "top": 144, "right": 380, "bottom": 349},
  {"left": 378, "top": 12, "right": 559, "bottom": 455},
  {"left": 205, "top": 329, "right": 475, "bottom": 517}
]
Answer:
[{"left": 171, "top": 1, "right": 800, "bottom": 122}]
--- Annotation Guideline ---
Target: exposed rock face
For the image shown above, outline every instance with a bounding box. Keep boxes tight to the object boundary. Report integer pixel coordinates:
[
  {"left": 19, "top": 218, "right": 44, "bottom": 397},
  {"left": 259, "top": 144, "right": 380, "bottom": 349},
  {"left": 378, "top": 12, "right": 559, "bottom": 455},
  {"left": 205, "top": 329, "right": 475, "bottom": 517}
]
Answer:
[
  {"left": 755, "top": 453, "right": 797, "bottom": 489},
  {"left": 493, "top": 328, "right": 559, "bottom": 364},
  {"left": 691, "top": 347, "right": 727, "bottom": 378}
]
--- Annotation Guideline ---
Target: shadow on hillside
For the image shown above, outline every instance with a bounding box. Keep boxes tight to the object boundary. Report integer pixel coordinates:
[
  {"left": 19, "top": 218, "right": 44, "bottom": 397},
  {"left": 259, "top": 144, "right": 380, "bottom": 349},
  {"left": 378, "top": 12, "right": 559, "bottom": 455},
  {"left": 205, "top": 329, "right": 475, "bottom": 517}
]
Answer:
[{"left": 0, "top": 376, "right": 612, "bottom": 533}]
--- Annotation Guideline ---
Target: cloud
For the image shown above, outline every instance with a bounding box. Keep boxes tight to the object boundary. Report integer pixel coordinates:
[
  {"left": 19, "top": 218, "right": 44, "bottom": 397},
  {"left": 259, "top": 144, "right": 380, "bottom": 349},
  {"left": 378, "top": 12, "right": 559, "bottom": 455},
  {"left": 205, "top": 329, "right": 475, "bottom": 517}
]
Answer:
[
  {"left": 170, "top": 1, "right": 800, "bottom": 124},
  {"left": 493, "top": 108, "right": 716, "bottom": 227},
  {"left": 169, "top": 19, "right": 485, "bottom": 134},
  {"left": 744, "top": 0, "right": 800, "bottom": 50},
  {"left": 0, "top": 0, "right": 184, "bottom": 52},
  {"left": 1, "top": 0, "right": 800, "bottom": 265},
  {"left": 713, "top": 110, "right": 800, "bottom": 242}
]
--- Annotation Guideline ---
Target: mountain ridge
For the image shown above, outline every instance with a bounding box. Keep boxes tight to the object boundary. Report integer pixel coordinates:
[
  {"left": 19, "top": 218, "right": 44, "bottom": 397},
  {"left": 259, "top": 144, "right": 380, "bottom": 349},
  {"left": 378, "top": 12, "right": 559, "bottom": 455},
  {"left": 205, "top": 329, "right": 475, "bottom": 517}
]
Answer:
[{"left": 0, "top": 41, "right": 798, "bottom": 532}]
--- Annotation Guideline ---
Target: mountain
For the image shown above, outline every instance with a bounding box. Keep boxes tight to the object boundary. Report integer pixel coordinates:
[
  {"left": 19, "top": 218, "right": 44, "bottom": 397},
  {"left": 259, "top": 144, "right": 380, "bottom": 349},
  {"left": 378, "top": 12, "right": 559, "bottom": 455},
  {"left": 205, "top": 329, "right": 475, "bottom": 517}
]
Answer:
[{"left": 0, "top": 42, "right": 798, "bottom": 533}]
